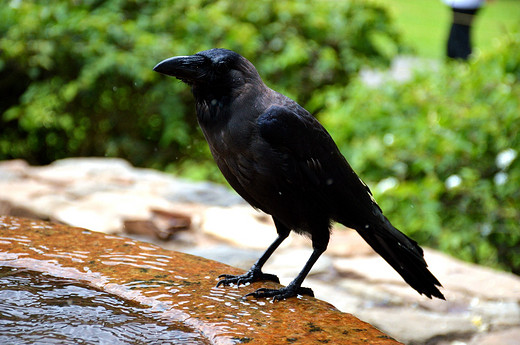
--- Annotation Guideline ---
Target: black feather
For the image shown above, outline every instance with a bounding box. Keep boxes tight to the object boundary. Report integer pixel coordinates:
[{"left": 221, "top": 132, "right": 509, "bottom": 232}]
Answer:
[{"left": 154, "top": 48, "right": 445, "bottom": 301}]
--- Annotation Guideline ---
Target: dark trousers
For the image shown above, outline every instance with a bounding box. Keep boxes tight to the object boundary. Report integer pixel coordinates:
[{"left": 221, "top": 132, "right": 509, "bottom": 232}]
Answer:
[{"left": 447, "top": 8, "right": 479, "bottom": 60}]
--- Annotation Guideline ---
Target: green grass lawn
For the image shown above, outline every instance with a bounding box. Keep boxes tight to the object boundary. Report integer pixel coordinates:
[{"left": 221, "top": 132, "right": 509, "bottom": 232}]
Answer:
[{"left": 379, "top": 0, "right": 520, "bottom": 59}]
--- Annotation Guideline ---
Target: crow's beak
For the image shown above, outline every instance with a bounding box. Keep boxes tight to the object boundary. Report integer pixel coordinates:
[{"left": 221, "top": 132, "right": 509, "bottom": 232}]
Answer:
[{"left": 153, "top": 55, "right": 207, "bottom": 83}]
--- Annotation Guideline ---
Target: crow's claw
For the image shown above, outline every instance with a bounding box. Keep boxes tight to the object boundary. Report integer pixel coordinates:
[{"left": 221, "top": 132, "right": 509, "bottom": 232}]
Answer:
[
  {"left": 244, "top": 285, "right": 314, "bottom": 301},
  {"left": 218, "top": 274, "right": 237, "bottom": 280},
  {"left": 216, "top": 268, "right": 280, "bottom": 288}
]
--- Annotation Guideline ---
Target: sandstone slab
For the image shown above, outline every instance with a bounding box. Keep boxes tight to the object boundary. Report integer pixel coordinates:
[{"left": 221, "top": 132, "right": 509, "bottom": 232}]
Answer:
[{"left": 0, "top": 216, "right": 400, "bottom": 345}]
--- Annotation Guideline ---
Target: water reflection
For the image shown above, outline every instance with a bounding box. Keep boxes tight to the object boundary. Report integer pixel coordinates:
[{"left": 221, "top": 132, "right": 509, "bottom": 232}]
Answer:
[
  {"left": 0, "top": 267, "right": 209, "bottom": 345},
  {"left": 0, "top": 216, "right": 355, "bottom": 344}
]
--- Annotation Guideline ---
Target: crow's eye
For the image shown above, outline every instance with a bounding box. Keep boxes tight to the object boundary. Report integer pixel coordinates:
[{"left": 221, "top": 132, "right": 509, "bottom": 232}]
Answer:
[{"left": 215, "top": 61, "right": 229, "bottom": 74}]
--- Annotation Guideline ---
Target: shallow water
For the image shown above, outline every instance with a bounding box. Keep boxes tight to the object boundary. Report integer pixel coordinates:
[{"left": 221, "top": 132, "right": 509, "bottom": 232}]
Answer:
[
  {"left": 0, "top": 216, "right": 394, "bottom": 345},
  {"left": 0, "top": 267, "right": 209, "bottom": 345}
]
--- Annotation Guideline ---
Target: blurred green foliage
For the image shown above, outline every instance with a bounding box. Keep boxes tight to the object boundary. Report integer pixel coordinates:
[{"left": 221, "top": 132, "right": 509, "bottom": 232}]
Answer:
[
  {"left": 320, "top": 32, "right": 520, "bottom": 273},
  {"left": 1, "top": 0, "right": 518, "bottom": 273},
  {"left": 0, "top": 0, "right": 400, "bottom": 172}
]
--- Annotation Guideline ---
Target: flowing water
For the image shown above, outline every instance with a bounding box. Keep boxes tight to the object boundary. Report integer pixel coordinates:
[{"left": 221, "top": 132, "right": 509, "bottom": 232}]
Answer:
[{"left": 0, "top": 266, "right": 209, "bottom": 345}]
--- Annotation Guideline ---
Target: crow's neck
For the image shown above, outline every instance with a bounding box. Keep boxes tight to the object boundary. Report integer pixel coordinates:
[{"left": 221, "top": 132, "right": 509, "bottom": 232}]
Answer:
[
  {"left": 193, "top": 88, "right": 233, "bottom": 128},
  {"left": 192, "top": 78, "right": 266, "bottom": 128}
]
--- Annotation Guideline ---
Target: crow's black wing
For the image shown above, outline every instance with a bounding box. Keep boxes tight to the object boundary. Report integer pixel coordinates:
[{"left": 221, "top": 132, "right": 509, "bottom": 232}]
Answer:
[
  {"left": 257, "top": 104, "right": 382, "bottom": 225},
  {"left": 258, "top": 105, "right": 445, "bottom": 299}
]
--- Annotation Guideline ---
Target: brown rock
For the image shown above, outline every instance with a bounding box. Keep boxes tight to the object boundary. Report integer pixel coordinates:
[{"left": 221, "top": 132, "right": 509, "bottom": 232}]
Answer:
[
  {"left": 0, "top": 216, "right": 401, "bottom": 345},
  {"left": 151, "top": 208, "right": 191, "bottom": 231},
  {"left": 124, "top": 208, "right": 192, "bottom": 241}
]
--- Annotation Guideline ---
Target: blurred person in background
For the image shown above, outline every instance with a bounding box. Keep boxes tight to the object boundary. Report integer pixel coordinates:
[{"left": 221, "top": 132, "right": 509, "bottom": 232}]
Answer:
[{"left": 443, "top": 0, "right": 489, "bottom": 60}]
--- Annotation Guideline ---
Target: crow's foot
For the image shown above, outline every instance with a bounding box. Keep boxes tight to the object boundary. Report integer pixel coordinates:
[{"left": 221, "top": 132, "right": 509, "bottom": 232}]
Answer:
[
  {"left": 216, "top": 267, "right": 280, "bottom": 288},
  {"left": 244, "top": 285, "right": 314, "bottom": 301}
]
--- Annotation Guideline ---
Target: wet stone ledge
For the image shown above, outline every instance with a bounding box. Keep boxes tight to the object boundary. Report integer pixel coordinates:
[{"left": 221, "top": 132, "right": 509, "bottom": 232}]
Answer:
[{"left": 0, "top": 216, "right": 400, "bottom": 344}]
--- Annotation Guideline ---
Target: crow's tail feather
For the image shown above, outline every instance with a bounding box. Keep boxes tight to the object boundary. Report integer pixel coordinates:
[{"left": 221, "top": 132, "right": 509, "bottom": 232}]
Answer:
[{"left": 356, "top": 220, "right": 445, "bottom": 300}]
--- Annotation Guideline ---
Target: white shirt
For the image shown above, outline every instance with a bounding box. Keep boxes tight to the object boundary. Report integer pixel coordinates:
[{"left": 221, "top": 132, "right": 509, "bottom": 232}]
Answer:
[{"left": 443, "top": 0, "right": 485, "bottom": 9}]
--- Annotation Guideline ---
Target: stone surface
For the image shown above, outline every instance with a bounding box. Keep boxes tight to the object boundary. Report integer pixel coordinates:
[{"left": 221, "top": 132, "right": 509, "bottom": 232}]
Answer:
[
  {"left": 201, "top": 206, "right": 289, "bottom": 250},
  {"left": 0, "top": 158, "right": 242, "bottom": 234},
  {"left": 468, "top": 328, "right": 520, "bottom": 345},
  {"left": 0, "top": 216, "right": 400, "bottom": 345},
  {"left": 1, "top": 158, "right": 519, "bottom": 345}
]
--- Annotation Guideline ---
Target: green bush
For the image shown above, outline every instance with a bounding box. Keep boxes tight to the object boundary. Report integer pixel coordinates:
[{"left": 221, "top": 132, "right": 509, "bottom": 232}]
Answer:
[
  {"left": 3, "top": 1, "right": 516, "bottom": 273},
  {"left": 0, "top": 0, "right": 401, "bottom": 173},
  {"left": 320, "top": 32, "right": 520, "bottom": 273}
]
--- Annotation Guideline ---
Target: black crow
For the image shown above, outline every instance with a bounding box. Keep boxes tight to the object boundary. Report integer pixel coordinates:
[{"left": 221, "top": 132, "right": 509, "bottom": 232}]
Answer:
[{"left": 153, "top": 48, "right": 445, "bottom": 301}]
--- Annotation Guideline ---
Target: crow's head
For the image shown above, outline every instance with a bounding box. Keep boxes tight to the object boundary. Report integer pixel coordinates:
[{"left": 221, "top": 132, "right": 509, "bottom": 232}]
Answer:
[{"left": 153, "top": 48, "right": 260, "bottom": 89}]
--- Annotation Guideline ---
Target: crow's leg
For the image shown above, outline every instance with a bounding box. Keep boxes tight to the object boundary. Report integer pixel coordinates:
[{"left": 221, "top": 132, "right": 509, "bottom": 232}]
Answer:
[
  {"left": 244, "top": 226, "right": 329, "bottom": 301},
  {"left": 216, "top": 218, "right": 290, "bottom": 287},
  {"left": 244, "top": 244, "right": 326, "bottom": 301}
]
